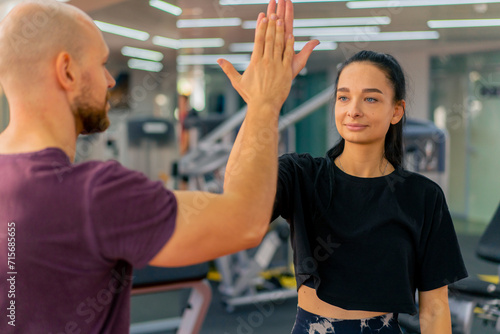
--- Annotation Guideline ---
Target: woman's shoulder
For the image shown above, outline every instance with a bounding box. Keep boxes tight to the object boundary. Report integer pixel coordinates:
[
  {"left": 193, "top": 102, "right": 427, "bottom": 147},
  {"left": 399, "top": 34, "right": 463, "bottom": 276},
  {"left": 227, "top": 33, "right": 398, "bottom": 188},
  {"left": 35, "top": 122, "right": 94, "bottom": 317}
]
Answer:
[{"left": 391, "top": 167, "right": 445, "bottom": 198}]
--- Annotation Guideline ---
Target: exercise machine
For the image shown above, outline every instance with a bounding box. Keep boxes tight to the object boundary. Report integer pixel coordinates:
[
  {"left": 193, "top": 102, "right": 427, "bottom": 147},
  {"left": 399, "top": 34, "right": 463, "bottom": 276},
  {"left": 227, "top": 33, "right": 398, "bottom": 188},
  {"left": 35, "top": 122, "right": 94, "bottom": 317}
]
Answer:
[
  {"left": 215, "top": 218, "right": 297, "bottom": 312},
  {"left": 130, "top": 263, "right": 212, "bottom": 334},
  {"left": 176, "top": 132, "right": 297, "bottom": 312},
  {"left": 403, "top": 118, "right": 448, "bottom": 193}
]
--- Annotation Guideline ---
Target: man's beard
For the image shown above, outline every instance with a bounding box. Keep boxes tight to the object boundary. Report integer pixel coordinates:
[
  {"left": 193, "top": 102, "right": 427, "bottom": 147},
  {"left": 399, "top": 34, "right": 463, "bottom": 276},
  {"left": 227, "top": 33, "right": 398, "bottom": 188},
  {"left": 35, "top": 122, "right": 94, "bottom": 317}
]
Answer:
[{"left": 72, "top": 86, "right": 110, "bottom": 135}]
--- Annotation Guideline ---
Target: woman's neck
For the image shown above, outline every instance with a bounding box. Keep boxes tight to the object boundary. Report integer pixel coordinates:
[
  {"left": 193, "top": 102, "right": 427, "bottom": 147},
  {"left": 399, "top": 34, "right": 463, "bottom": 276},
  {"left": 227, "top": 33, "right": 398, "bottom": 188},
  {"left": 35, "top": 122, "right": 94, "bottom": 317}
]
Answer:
[{"left": 335, "top": 142, "right": 394, "bottom": 178}]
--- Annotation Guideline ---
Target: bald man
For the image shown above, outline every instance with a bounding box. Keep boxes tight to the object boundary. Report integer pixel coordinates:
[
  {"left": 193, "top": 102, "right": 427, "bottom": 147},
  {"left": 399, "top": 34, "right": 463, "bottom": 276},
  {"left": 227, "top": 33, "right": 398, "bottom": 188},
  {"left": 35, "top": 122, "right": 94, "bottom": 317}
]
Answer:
[{"left": 0, "top": 0, "right": 317, "bottom": 332}]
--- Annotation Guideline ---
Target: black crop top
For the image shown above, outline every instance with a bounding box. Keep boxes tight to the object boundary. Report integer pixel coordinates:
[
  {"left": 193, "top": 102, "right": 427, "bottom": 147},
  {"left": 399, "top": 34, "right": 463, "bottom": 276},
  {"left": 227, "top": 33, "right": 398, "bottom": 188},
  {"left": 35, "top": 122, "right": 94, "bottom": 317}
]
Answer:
[{"left": 272, "top": 153, "right": 468, "bottom": 315}]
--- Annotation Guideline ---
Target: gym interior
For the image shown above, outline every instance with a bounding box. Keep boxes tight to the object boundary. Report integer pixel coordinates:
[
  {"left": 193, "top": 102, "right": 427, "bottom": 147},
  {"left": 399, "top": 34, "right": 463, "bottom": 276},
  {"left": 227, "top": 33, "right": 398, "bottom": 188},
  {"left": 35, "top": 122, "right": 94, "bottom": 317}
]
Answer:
[{"left": 0, "top": 0, "right": 499, "bottom": 333}]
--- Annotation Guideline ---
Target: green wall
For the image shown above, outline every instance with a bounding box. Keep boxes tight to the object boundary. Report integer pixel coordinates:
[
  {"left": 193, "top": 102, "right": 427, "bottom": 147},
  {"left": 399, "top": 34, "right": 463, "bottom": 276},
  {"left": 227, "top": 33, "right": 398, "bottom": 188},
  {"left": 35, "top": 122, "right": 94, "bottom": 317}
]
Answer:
[{"left": 286, "top": 71, "right": 330, "bottom": 157}]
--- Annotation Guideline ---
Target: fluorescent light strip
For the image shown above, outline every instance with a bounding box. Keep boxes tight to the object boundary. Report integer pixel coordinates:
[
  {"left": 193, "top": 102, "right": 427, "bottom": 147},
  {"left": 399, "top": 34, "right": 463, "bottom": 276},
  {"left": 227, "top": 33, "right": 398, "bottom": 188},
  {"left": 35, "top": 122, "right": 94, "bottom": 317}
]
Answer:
[
  {"left": 179, "top": 62, "right": 250, "bottom": 71},
  {"left": 153, "top": 37, "right": 225, "bottom": 49},
  {"left": 242, "top": 16, "right": 390, "bottom": 29},
  {"left": 152, "top": 36, "right": 180, "bottom": 49},
  {"left": 234, "top": 64, "right": 250, "bottom": 71},
  {"left": 428, "top": 18, "right": 500, "bottom": 28},
  {"left": 149, "top": 0, "right": 182, "bottom": 16},
  {"left": 128, "top": 59, "right": 164, "bottom": 72},
  {"left": 221, "top": 0, "right": 347, "bottom": 4},
  {"left": 229, "top": 43, "right": 256, "bottom": 52},
  {"left": 230, "top": 41, "right": 337, "bottom": 52},
  {"left": 121, "top": 46, "right": 164, "bottom": 62},
  {"left": 297, "top": 41, "right": 337, "bottom": 51},
  {"left": 313, "top": 31, "right": 440, "bottom": 42},
  {"left": 294, "top": 17, "right": 390, "bottom": 27},
  {"left": 347, "top": 0, "right": 500, "bottom": 9},
  {"left": 177, "top": 18, "right": 242, "bottom": 28},
  {"left": 179, "top": 38, "right": 225, "bottom": 48},
  {"left": 294, "top": 26, "right": 380, "bottom": 37},
  {"left": 94, "top": 21, "right": 150, "bottom": 41},
  {"left": 177, "top": 54, "right": 251, "bottom": 65}
]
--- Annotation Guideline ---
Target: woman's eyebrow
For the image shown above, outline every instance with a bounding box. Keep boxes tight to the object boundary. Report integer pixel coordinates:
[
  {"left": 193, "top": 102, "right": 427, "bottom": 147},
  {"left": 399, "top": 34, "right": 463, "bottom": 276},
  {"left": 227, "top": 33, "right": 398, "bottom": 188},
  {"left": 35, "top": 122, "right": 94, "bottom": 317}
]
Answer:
[
  {"left": 362, "top": 88, "right": 383, "bottom": 94},
  {"left": 336, "top": 87, "right": 384, "bottom": 94}
]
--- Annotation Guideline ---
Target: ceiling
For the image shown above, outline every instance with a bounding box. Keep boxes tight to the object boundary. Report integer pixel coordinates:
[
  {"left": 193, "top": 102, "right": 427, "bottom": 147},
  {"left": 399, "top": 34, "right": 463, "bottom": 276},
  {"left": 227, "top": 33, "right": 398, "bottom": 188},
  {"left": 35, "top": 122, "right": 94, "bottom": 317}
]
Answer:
[{"left": 49, "top": 1, "right": 500, "bottom": 72}]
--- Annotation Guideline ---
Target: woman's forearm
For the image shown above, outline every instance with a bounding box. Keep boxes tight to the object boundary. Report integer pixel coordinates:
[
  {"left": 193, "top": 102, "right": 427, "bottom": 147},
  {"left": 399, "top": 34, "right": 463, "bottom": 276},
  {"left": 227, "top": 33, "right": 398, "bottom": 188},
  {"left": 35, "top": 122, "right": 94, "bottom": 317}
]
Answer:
[
  {"left": 419, "top": 311, "right": 451, "bottom": 334},
  {"left": 418, "top": 286, "right": 452, "bottom": 334}
]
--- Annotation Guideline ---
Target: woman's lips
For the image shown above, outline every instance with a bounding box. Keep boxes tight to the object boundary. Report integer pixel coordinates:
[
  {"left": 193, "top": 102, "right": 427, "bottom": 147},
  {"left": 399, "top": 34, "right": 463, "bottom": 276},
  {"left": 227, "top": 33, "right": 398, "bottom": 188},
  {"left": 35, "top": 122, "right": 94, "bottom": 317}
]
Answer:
[{"left": 345, "top": 123, "right": 368, "bottom": 131}]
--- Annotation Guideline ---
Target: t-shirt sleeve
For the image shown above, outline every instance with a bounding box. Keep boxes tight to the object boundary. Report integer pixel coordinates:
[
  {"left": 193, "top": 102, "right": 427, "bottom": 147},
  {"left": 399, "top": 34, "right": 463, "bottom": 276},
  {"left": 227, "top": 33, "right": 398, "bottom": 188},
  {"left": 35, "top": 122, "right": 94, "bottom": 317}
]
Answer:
[
  {"left": 416, "top": 187, "right": 468, "bottom": 291},
  {"left": 271, "top": 154, "right": 296, "bottom": 221},
  {"left": 88, "top": 161, "right": 177, "bottom": 268}
]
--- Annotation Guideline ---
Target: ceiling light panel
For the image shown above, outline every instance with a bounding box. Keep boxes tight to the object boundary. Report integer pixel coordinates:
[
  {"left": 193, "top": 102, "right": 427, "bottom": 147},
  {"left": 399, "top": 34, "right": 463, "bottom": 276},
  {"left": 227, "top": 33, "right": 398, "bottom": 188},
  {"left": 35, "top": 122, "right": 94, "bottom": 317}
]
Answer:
[
  {"left": 294, "top": 26, "right": 380, "bottom": 36},
  {"left": 149, "top": 0, "right": 182, "bottom": 16},
  {"left": 121, "top": 46, "right": 164, "bottom": 62},
  {"left": 152, "top": 36, "right": 180, "bottom": 49},
  {"left": 179, "top": 38, "right": 225, "bottom": 48},
  {"left": 177, "top": 18, "right": 242, "bottom": 28},
  {"left": 177, "top": 54, "right": 251, "bottom": 65},
  {"left": 153, "top": 37, "right": 225, "bottom": 49},
  {"left": 314, "top": 31, "right": 440, "bottom": 41},
  {"left": 293, "top": 16, "right": 390, "bottom": 27},
  {"left": 230, "top": 41, "right": 337, "bottom": 52},
  {"left": 221, "top": 0, "right": 348, "bottom": 4},
  {"left": 128, "top": 59, "right": 164, "bottom": 72},
  {"left": 242, "top": 16, "right": 390, "bottom": 29},
  {"left": 94, "top": 21, "right": 150, "bottom": 41},
  {"left": 347, "top": 0, "right": 500, "bottom": 9},
  {"left": 428, "top": 18, "right": 500, "bottom": 28}
]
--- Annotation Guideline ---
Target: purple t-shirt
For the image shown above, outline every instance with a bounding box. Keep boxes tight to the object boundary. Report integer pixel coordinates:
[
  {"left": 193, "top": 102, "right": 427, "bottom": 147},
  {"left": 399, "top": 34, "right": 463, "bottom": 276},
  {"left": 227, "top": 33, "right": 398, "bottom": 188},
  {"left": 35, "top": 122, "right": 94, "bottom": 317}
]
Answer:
[{"left": 0, "top": 148, "right": 177, "bottom": 333}]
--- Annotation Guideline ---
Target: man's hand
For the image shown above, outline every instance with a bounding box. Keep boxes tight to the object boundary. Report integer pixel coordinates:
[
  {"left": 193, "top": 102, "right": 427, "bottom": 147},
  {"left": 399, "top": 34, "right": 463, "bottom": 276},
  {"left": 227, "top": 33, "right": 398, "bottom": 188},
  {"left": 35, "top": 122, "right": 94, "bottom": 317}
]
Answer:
[
  {"left": 268, "top": 0, "right": 319, "bottom": 78},
  {"left": 218, "top": 11, "right": 295, "bottom": 110},
  {"left": 150, "top": 1, "right": 315, "bottom": 268}
]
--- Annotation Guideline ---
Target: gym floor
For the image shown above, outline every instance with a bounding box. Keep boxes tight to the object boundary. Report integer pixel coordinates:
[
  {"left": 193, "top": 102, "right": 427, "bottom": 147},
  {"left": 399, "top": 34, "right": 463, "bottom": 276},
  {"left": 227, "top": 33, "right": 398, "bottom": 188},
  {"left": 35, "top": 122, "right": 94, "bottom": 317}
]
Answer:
[{"left": 130, "top": 233, "right": 499, "bottom": 334}]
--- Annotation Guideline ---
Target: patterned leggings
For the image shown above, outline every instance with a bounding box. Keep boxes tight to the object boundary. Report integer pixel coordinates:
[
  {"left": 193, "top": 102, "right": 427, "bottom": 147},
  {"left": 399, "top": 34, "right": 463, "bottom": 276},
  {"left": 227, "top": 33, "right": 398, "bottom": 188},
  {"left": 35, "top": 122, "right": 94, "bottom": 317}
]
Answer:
[{"left": 291, "top": 307, "right": 403, "bottom": 334}]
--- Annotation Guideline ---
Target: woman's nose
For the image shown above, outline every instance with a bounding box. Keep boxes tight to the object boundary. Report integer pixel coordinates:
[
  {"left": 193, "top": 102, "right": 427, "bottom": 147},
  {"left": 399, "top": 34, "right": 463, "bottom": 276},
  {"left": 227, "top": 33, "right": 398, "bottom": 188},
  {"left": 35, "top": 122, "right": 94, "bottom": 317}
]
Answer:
[{"left": 347, "top": 100, "right": 363, "bottom": 118}]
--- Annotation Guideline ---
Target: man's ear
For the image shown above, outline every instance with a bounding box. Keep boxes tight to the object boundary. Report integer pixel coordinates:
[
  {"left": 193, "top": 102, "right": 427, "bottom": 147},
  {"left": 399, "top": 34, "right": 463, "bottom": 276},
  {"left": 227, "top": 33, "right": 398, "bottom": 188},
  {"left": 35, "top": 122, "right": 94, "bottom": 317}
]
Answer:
[
  {"left": 55, "top": 52, "right": 78, "bottom": 91},
  {"left": 391, "top": 100, "right": 405, "bottom": 124}
]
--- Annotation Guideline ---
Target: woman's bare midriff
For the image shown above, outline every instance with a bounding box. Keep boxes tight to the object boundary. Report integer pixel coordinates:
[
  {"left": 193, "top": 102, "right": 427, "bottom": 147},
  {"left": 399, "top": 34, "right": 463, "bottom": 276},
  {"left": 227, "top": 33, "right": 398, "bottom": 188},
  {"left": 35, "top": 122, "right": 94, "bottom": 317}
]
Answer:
[{"left": 298, "top": 285, "right": 389, "bottom": 320}]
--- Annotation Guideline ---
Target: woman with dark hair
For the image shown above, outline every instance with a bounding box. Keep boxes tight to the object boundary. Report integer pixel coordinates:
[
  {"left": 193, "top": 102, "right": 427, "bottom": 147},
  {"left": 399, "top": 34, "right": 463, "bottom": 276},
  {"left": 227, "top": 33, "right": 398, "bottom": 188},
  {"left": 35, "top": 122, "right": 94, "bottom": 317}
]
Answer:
[
  {"left": 270, "top": 50, "right": 468, "bottom": 333},
  {"left": 222, "top": 2, "right": 466, "bottom": 332}
]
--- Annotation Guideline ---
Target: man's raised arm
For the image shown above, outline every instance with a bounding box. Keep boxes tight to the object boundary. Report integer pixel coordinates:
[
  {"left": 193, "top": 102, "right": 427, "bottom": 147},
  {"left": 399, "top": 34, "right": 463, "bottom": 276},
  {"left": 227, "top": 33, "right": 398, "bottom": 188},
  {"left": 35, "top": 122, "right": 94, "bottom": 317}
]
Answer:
[{"left": 150, "top": 2, "right": 304, "bottom": 267}]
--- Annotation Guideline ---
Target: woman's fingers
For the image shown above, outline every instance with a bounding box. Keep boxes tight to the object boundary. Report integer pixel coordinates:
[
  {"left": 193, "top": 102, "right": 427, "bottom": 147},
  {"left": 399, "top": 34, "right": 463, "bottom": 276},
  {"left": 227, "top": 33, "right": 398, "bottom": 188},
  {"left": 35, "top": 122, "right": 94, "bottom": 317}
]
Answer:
[
  {"left": 263, "top": 14, "right": 277, "bottom": 60},
  {"left": 251, "top": 17, "right": 268, "bottom": 62},
  {"left": 256, "top": 11, "right": 265, "bottom": 27},
  {"left": 266, "top": 0, "right": 276, "bottom": 18},
  {"left": 276, "top": 0, "right": 285, "bottom": 20},
  {"left": 284, "top": 0, "right": 294, "bottom": 40},
  {"left": 274, "top": 19, "right": 285, "bottom": 60}
]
